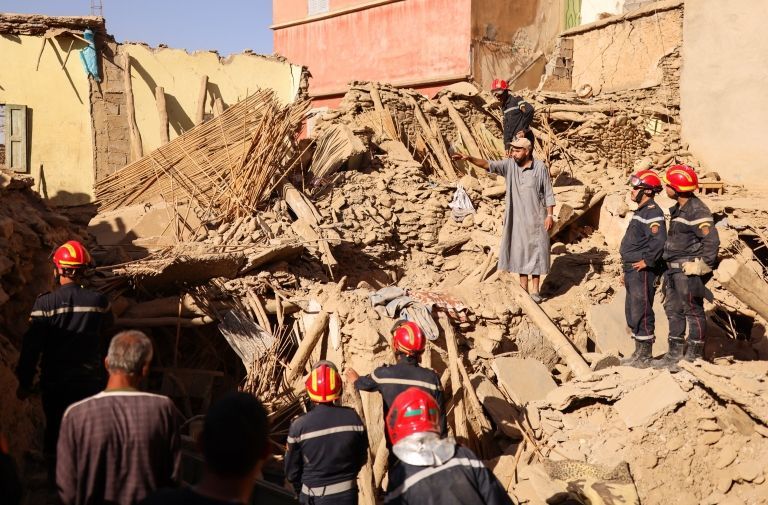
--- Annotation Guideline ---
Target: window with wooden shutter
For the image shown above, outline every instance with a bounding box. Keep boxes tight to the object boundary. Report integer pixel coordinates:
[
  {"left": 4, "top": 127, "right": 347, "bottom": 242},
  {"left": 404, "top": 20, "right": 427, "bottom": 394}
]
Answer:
[{"left": 6, "top": 104, "right": 28, "bottom": 173}]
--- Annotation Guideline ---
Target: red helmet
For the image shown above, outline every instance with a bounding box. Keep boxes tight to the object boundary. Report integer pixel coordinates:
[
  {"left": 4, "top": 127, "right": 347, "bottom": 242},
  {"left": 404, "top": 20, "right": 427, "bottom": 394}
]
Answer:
[
  {"left": 629, "top": 169, "right": 662, "bottom": 192},
  {"left": 491, "top": 78, "right": 509, "bottom": 92},
  {"left": 386, "top": 387, "right": 441, "bottom": 446},
  {"left": 305, "top": 360, "right": 342, "bottom": 403},
  {"left": 663, "top": 164, "right": 698, "bottom": 193},
  {"left": 392, "top": 321, "right": 425, "bottom": 356},
  {"left": 52, "top": 240, "right": 92, "bottom": 272}
]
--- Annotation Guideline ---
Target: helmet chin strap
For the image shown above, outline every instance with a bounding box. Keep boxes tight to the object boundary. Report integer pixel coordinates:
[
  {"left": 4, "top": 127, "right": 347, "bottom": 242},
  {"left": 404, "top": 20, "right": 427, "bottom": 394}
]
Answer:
[{"left": 632, "top": 188, "right": 645, "bottom": 204}]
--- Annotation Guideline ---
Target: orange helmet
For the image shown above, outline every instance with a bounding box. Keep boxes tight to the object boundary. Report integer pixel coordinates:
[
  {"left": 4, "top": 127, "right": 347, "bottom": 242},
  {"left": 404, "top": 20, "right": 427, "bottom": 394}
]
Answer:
[
  {"left": 629, "top": 169, "right": 662, "bottom": 193},
  {"left": 392, "top": 321, "right": 425, "bottom": 356},
  {"left": 491, "top": 78, "right": 509, "bottom": 93},
  {"left": 305, "top": 360, "right": 342, "bottom": 403},
  {"left": 52, "top": 240, "right": 92, "bottom": 272},
  {"left": 386, "top": 387, "right": 441, "bottom": 446},
  {"left": 663, "top": 164, "right": 698, "bottom": 193}
]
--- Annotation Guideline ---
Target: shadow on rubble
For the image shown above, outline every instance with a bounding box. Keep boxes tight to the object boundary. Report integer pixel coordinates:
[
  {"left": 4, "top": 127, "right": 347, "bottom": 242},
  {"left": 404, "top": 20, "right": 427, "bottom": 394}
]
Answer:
[
  {"left": 332, "top": 241, "right": 406, "bottom": 289},
  {"left": 541, "top": 249, "right": 609, "bottom": 299}
]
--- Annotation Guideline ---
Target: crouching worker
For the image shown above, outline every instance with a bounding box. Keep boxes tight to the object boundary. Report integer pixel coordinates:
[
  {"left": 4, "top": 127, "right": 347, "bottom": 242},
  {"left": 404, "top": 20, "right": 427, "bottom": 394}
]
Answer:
[
  {"left": 620, "top": 170, "right": 667, "bottom": 368},
  {"left": 286, "top": 361, "right": 368, "bottom": 504},
  {"left": 384, "top": 387, "right": 513, "bottom": 505}
]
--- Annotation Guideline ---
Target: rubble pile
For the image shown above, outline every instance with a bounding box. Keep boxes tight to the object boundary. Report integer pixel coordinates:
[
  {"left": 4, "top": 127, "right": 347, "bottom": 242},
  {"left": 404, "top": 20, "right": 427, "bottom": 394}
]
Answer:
[
  {"left": 0, "top": 169, "right": 79, "bottom": 470},
  {"left": 5, "top": 75, "right": 768, "bottom": 505}
]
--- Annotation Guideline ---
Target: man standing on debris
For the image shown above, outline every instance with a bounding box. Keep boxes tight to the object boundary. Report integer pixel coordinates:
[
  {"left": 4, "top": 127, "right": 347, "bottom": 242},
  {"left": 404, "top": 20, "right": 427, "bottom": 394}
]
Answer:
[
  {"left": 345, "top": 321, "right": 444, "bottom": 435},
  {"left": 491, "top": 78, "right": 535, "bottom": 149},
  {"left": 286, "top": 361, "right": 367, "bottom": 504},
  {"left": 57, "top": 330, "right": 181, "bottom": 505},
  {"left": 15, "top": 240, "right": 112, "bottom": 480},
  {"left": 453, "top": 138, "right": 556, "bottom": 303},
  {"left": 141, "top": 392, "right": 273, "bottom": 505},
  {"left": 384, "top": 387, "right": 512, "bottom": 505},
  {"left": 654, "top": 164, "right": 720, "bottom": 368},
  {"left": 619, "top": 170, "right": 667, "bottom": 368}
]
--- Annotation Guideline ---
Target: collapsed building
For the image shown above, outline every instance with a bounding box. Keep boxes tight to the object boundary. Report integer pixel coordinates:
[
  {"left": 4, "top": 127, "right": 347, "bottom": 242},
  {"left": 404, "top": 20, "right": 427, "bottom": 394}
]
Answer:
[{"left": 1, "top": 2, "right": 768, "bottom": 505}]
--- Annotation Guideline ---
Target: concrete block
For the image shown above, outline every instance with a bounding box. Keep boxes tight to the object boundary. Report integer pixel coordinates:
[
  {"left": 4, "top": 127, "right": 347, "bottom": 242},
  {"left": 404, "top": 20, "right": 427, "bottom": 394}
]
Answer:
[
  {"left": 492, "top": 357, "right": 557, "bottom": 406},
  {"left": 614, "top": 371, "right": 687, "bottom": 428},
  {"left": 587, "top": 287, "right": 669, "bottom": 358}
]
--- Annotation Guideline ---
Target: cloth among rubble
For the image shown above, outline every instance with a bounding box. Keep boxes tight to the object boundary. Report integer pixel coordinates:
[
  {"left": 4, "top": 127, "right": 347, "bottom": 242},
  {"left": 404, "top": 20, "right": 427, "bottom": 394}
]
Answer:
[
  {"left": 448, "top": 184, "right": 476, "bottom": 222},
  {"left": 369, "top": 287, "right": 440, "bottom": 340},
  {"left": 79, "top": 28, "right": 100, "bottom": 82},
  {"left": 542, "top": 459, "right": 640, "bottom": 505}
]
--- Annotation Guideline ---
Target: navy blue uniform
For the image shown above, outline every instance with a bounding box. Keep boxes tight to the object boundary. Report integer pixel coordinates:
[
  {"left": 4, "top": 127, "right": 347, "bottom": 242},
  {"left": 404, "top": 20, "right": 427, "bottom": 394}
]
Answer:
[
  {"left": 662, "top": 196, "right": 720, "bottom": 344},
  {"left": 354, "top": 356, "right": 444, "bottom": 441},
  {"left": 619, "top": 199, "right": 666, "bottom": 340},
  {"left": 502, "top": 95, "right": 534, "bottom": 150},
  {"left": 285, "top": 404, "right": 367, "bottom": 505},
  {"left": 15, "top": 283, "right": 112, "bottom": 455},
  {"left": 385, "top": 445, "right": 513, "bottom": 505}
]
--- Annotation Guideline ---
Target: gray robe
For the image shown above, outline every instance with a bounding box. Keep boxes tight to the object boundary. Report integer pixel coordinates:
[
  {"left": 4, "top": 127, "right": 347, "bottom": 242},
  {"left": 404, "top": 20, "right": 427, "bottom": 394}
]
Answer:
[{"left": 489, "top": 158, "right": 556, "bottom": 275}]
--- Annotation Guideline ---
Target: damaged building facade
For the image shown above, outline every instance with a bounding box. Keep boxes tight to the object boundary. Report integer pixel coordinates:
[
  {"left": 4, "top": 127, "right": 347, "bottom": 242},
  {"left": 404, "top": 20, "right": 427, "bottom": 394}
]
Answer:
[{"left": 0, "top": 13, "right": 306, "bottom": 206}]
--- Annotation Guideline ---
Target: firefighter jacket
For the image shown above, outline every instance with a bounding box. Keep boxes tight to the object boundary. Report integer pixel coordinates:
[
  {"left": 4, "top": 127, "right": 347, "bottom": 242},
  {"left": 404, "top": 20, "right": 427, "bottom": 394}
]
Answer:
[
  {"left": 385, "top": 445, "right": 513, "bottom": 505},
  {"left": 619, "top": 198, "right": 667, "bottom": 268},
  {"left": 355, "top": 355, "right": 444, "bottom": 434},
  {"left": 502, "top": 95, "right": 534, "bottom": 148},
  {"left": 16, "top": 283, "right": 112, "bottom": 391},
  {"left": 285, "top": 403, "right": 368, "bottom": 495},
  {"left": 662, "top": 196, "right": 720, "bottom": 269}
]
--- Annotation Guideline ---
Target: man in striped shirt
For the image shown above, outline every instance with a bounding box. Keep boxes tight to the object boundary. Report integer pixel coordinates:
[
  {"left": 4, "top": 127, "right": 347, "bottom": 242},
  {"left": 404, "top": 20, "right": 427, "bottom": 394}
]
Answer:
[
  {"left": 285, "top": 361, "right": 367, "bottom": 504},
  {"left": 15, "top": 240, "right": 112, "bottom": 479},
  {"left": 56, "top": 330, "right": 181, "bottom": 505}
]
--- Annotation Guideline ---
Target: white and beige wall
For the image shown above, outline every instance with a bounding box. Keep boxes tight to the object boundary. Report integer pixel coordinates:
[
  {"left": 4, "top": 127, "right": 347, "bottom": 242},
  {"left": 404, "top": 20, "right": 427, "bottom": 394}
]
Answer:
[
  {"left": 121, "top": 45, "right": 304, "bottom": 153},
  {"left": 0, "top": 33, "right": 94, "bottom": 205},
  {"left": 680, "top": 0, "right": 768, "bottom": 187}
]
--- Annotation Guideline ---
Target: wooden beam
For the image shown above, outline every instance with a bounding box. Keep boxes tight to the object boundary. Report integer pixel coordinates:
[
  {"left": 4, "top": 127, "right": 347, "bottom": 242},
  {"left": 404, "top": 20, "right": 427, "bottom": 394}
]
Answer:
[
  {"left": 121, "top": 52, "right": 144, "bottom": 161},
  {"left": 438, "top": 312, "right": 469, "bottom": 441},
  {"left": 716, "top": 258, "right": 768, "bottom": 322},
  {"left": 195, "top": 75, "right": 209, "bottom": 125},
  {"left": 156, "top": 86, "right": 169, "bottom": 145},
  {"left": 506, "top": 283, "right": 591, "bottom": 376}
]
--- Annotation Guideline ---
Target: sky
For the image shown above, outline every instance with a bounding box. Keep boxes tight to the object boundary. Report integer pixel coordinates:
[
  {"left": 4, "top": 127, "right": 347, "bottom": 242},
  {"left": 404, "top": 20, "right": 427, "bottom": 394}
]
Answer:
[{"left": 0, "top": 0, "right": 274, "bottom": 56}]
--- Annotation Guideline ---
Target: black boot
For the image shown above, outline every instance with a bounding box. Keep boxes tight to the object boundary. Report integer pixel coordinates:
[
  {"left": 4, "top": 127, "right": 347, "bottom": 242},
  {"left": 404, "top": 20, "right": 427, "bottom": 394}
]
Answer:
[
  {"left": 620, "top": 340, "right": 641, "bottom": 366},
  {"left": 683, "top": 340, "right": 705, "bottom": 362},
  {"left": 652, "top": 338, "right": 685, "bottom": 372},
  {"left": 621, "top": 340, "right": 653, "bottom": 368}
]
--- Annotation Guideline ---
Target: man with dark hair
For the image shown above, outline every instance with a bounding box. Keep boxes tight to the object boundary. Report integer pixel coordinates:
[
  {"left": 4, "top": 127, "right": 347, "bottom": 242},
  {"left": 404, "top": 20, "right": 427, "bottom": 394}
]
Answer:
[
  {"left": 15, "top": 240, "right": 112, "bottom": 479},
  {"left": 141, "top": 392, "right": 273, "bottom": 505},
  {"left": 57, "top": 330, "right": 181, "bottom": 505}
]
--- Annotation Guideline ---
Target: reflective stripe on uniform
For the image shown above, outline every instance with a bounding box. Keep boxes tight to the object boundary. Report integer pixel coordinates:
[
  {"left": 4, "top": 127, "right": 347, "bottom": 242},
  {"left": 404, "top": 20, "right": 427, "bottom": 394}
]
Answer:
[
  {"left": 671, "top": 217, "right": 712, "bottom": 226},
  {"left": 371, "top": 371, "right": 439, "bottom": 391},
  {"left": 384, "top": 457, "right": 486, "bottom": 502},
  {"left": 301, "top": 479, "right": 356, "bottom": 496},
  {"left": 286, "top": 425, "right": 364, "bottom": 444},
  {"left": 30, "top": 305, "right": 110, "bottom": 318},
  {"left": 631, "top": 215, "right": 665, "bottom": 225}
]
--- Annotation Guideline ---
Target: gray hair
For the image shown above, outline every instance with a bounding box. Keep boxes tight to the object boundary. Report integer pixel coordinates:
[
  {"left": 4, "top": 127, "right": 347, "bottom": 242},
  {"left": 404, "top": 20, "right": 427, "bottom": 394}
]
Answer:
[{"left": 106, "top": 330, "right": 154, "bottom": 375}]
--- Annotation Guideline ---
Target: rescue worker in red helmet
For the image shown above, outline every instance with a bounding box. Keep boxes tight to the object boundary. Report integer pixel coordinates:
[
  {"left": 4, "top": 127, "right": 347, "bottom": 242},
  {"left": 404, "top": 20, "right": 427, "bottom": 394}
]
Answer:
[
  {"left": 346, "top": 321, "right": 445, "bottom": 440},
  {"left": 653, "top": 165, "right": 720, "bottom": 369},
  {"left": 491, "top": 77, "right": 535, "bottom": 150},
  {"left": 15, "top": 240, "right": 112, "bottom": 482},
  {"left": 384, "top": 388, "right": 512, "bottom": 505},
  {"left": 619, "top": 170, "right": 667, "bottom": 368},
  {"left": 286, "top": 361, "right": 368, "bottom": 504}
]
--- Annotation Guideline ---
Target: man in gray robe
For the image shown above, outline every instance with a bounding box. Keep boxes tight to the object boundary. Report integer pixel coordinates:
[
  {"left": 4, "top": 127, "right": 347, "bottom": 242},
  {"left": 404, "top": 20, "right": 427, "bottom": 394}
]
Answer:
[{"left": 453, "top": 138, "right": 556, "bottom": 302}]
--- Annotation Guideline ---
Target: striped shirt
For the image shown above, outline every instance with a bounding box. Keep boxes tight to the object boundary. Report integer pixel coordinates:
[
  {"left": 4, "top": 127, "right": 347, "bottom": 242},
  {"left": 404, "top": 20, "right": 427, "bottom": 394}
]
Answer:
[{"left": 56, "top": 389, "right": 182, "bottom": 505}]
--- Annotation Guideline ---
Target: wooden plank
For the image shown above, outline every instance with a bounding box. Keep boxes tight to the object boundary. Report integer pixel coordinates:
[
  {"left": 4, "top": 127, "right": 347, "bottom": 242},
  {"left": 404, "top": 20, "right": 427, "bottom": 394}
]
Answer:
[
  {"left": 156, "top": 86, "right": 169, "bottom": 145},
  {"left": 122, "top": 52, "right": 144, "bottom": 161},
  {"left": 195, "top": 75, "right": 209, "bottom": 125},
  {"left": 437, "top": 312, "right": 468, "bottom": 441}
]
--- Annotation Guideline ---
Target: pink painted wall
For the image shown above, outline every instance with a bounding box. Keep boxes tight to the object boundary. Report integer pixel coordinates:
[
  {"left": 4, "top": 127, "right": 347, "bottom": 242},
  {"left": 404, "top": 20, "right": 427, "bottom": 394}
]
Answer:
[
  {"left": 275, "top": 0, "right": 406, "bottom": 26},
  {"left": 274, "top": 0, "right": 473, "bottom": 98}
]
